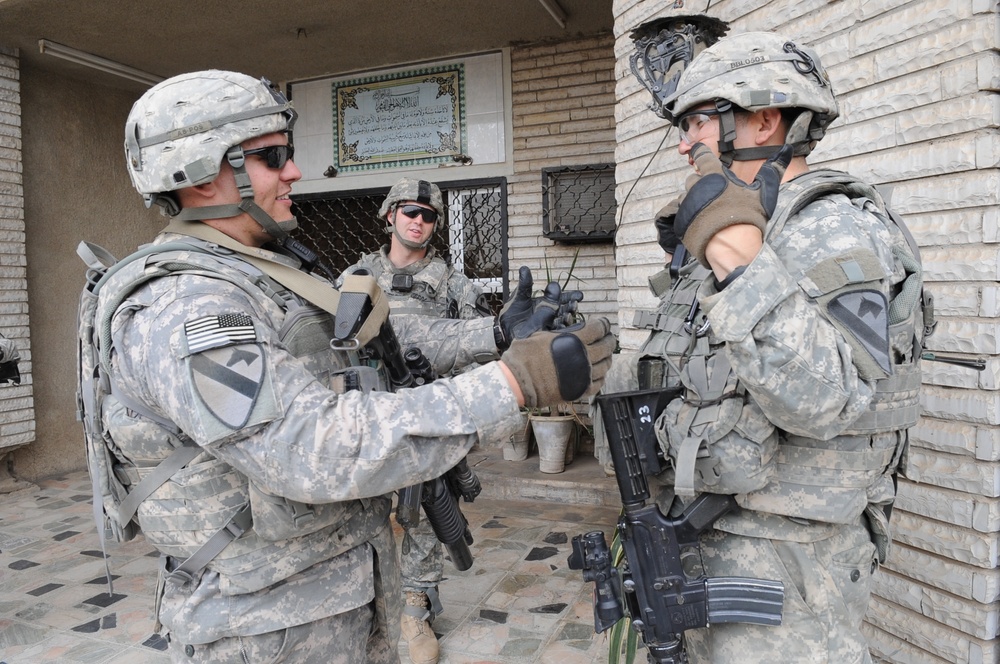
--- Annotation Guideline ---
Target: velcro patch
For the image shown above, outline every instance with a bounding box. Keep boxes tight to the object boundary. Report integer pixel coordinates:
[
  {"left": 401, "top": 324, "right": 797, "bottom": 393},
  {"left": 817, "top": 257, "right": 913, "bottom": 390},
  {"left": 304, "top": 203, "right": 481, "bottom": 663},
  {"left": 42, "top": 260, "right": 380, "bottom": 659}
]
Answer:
[
  {"left": 190, "top": 344, "right": 265, "bottom": 430},
  {"left": 828, "top": 290, "right": 891, "bottom": 375},
  {"left": 184, "top": 313, "right": 257, "bottom": 353}
]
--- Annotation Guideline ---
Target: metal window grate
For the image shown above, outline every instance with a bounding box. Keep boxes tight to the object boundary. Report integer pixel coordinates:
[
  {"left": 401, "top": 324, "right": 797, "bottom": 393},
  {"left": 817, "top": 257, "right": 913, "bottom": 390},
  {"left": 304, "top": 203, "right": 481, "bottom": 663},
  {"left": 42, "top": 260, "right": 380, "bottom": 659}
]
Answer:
[
  {"left": 291, "top": 178, "right": 508, "bottom": 314},
  {"left": 541, "top": 164, "right": 617, "bottom": 243}
]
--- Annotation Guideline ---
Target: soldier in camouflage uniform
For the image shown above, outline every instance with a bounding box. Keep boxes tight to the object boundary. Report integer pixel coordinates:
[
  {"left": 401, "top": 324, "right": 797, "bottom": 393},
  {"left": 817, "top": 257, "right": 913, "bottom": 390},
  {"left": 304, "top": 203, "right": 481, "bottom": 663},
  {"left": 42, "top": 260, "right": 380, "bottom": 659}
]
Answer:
[
  {"left": 598, "top": 33, "right": 925, "bottom": 663},
  {"left": 340, "top": 178, "right": 491, "bottom": 664},
  {"left": 95, "top": 70, "right": 615, "bottom": 663},
  {"left": 0, "top": 333, "right": 20, "bottom": 385}
]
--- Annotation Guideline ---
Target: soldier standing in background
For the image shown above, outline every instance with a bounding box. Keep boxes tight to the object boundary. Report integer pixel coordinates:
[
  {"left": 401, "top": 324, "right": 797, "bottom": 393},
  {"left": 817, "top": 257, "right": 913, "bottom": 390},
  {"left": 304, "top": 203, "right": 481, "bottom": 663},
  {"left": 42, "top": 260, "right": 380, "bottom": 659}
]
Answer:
[{"left": 340, "top": 177, "right": 491, "bottom": 664}]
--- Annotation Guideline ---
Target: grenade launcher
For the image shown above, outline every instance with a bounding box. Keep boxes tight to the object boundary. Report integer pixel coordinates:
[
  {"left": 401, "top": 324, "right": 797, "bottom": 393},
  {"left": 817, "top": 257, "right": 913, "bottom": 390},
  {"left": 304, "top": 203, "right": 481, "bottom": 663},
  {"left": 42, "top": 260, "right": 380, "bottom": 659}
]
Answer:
[{"left": 332, "top": 275, "right": 479, "bottom": 572}]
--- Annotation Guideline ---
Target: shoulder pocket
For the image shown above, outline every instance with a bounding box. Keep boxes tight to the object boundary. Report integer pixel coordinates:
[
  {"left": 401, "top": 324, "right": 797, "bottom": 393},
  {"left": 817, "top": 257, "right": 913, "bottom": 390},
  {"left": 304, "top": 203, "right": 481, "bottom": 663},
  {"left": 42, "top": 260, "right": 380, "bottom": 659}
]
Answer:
[{"left": 800, "top": 248, "right": 892, "bottom": 381}]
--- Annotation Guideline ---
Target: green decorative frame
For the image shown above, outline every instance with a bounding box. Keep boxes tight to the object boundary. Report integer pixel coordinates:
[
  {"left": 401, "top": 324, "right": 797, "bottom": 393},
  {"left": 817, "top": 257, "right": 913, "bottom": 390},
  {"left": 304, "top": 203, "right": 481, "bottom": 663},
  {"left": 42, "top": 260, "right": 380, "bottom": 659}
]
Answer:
[{"left": 333, "top": 64, "right": 466, "bottom": 172}]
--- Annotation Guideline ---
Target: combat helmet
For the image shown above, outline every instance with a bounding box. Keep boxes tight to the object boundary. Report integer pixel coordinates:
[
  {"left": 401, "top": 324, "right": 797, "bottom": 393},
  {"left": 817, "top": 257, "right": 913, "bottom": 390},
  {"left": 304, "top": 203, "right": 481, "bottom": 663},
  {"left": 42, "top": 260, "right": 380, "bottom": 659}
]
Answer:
[
  {"left": 379, "top": 178, "right": 445, "bottom": 250},
  {"left": 663, "top": 32, "right": 839, "bottom": 165},
  {"left": 123, "top": 70, "right": 299, "bottom": 241}
]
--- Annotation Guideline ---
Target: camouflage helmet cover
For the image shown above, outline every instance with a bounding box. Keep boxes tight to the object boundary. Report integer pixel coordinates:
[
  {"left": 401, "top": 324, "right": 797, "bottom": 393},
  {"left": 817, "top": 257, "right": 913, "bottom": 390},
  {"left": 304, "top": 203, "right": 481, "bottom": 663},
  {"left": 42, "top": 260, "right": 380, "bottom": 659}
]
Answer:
[
  {"left": 664, "top": 32, "right": 839, "bottom": 144},
  {"left": 124, "top": 70, "right": 296, "bottom": 197},
  {"left": 378, "top": 178, "right": 445, "bottom": 219}
]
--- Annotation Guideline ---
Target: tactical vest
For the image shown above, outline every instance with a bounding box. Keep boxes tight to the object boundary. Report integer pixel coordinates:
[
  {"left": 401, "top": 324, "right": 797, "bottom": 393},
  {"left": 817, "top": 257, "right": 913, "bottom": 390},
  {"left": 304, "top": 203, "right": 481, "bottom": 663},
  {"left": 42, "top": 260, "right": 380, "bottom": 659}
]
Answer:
[
  {"left": 633, "top": 171, "right": 925, "bottom": 537},
  {"left": 90, "top": 236, "right": 390, "bottom": 596},
  {"left": 350, "top": 247, "right": 457, "bottom": 318}
]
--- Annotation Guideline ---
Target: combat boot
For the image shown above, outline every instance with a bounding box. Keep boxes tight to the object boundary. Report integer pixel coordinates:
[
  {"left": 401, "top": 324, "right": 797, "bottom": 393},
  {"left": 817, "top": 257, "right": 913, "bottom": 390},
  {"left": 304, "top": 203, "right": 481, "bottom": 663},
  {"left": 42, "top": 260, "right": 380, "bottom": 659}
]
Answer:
[{"left": 401, "top": 591, "right": 439, "bottom": 664}]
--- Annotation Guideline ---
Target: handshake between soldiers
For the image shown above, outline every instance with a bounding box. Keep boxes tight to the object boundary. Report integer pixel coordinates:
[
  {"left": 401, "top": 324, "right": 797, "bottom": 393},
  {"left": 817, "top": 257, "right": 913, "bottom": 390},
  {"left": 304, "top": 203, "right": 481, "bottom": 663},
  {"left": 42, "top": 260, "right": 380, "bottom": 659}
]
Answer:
[{"left": 494, "top": 265, "right": 614, "bottom": 408}]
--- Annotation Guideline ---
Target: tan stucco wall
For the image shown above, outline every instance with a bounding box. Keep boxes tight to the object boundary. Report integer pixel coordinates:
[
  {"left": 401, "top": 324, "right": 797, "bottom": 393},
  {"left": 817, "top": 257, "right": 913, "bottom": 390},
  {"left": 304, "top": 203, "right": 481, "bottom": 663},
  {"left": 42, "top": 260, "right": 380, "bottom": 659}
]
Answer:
[{"left": 12, "top": 61, "right": 160, "bottom": 480}]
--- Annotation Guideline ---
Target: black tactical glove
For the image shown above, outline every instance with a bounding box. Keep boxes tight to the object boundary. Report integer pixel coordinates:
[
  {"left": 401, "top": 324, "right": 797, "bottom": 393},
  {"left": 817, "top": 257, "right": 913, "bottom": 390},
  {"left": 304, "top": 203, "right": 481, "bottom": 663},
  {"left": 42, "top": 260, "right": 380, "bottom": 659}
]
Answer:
[
  {"left": 512, "top": 281, "right": 584, "bottom": 337},
  {"left": 494, "top": 266, "right": 585, "bottom": 350},
  {"left": 674, "top": 143, "right": 792, "bottom": 267},
  {"left": 502, "top": 317, "right": 615, "bottom": 408},
  {"left": 0, "top": 336, "right": 17, "bottom": 364},
  {"left": 653, "top": 196, "right": 683, "bottom": 255},
  {"left": 0, "top": 336, "right": 20, "bottom": 385}
]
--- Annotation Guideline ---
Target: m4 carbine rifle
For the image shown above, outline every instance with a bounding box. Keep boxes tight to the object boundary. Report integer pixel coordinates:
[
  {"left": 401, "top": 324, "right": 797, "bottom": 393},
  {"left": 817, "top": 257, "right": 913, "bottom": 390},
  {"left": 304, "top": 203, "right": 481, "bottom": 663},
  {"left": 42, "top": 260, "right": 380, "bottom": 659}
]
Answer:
[
  {"left": 332, "top": 276, "right": 479, "bottom": 571},
  {"left": 569, "top": 388, "right": 784, "bottom": 664}
]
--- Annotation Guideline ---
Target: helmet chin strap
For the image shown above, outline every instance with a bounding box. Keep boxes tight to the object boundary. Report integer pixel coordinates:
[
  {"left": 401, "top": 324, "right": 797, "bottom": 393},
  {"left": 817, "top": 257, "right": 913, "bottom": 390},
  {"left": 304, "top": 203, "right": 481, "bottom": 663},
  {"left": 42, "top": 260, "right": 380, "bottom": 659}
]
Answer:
[
  {"left": 717, "top": 104, "right": 814, "bottom": 166},
  {"left": 171, "top": 145, "right": 297, "bottom": 243},
  {"left": 388, "top": 205, "right": 434, "bottom": 250}
]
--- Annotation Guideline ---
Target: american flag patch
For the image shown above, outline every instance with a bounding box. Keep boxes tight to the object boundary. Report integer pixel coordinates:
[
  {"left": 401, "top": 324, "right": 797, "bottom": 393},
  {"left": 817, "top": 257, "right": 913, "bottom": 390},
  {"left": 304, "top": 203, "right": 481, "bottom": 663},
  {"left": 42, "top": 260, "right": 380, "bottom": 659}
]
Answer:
[{"left": 184, "top": 313, "right": 257, "bottom": 353}]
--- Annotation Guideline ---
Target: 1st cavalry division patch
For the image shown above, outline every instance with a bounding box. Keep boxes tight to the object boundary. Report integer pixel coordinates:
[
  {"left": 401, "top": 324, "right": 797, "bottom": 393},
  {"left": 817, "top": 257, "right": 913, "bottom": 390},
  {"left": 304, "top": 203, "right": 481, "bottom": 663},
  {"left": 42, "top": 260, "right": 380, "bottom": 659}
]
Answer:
[{"left": 185, "top": 314, "right": 264, "bottom": 429}]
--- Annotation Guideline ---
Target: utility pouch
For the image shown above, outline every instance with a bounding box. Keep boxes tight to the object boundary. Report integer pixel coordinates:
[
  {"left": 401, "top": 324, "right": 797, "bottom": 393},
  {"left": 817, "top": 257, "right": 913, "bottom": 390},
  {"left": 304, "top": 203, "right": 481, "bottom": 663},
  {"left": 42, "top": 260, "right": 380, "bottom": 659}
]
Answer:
[
  {"left": 249, "top": 480, "right": 369, "bottom": 542},
  {"left": 637, "top": 358, "right": 665, "bottom": 390}
]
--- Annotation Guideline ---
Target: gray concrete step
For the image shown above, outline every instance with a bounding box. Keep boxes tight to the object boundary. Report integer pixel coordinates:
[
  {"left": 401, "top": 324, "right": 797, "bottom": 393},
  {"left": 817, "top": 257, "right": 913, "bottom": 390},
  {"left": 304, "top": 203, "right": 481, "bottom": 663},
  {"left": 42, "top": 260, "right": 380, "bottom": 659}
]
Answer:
[{"left": 468, "top": 442, "right": 621, "bottom": 508}]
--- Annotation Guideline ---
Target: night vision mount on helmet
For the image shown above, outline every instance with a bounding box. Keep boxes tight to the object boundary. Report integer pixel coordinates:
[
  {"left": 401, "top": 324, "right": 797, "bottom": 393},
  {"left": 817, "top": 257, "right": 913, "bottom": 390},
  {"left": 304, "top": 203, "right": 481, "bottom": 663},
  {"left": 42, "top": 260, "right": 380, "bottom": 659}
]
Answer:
[{"left": 627, "top": 3, "right": 730, "bottom": 120}]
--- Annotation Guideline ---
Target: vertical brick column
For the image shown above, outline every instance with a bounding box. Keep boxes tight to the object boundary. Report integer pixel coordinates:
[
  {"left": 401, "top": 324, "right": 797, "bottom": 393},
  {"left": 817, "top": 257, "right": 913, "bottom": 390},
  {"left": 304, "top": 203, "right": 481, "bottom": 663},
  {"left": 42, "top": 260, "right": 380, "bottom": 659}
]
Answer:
[
  {"left": 508, "top": 34, "right": 619, "bottom": 328},
  {"left": 0, "top": 44, "right": 35, "bottom": 465}
]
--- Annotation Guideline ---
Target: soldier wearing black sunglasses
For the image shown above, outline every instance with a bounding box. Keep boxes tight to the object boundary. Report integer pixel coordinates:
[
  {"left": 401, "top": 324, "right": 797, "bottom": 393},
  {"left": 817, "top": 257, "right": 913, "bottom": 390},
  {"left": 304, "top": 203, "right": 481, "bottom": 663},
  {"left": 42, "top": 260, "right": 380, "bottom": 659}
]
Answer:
[
  {"left": 242, "top": 144, "right": 295, "bottom": 170},
  {"left": 84, "top": 70, "right": 616, "bottom": 664},
  {"left": 340, "top": 177, "right": 492, "bottom": 664}
]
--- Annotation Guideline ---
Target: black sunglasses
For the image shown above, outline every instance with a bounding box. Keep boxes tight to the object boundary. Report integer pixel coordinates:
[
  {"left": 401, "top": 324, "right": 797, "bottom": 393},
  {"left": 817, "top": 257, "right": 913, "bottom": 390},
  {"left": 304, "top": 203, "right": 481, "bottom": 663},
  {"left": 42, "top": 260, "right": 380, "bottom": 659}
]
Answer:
[
  {"left": 243, "top": 144, "right": 294, "bottom": 169},
  {"left": 398, "top": 204, "right": 439, "bottom": 224}
]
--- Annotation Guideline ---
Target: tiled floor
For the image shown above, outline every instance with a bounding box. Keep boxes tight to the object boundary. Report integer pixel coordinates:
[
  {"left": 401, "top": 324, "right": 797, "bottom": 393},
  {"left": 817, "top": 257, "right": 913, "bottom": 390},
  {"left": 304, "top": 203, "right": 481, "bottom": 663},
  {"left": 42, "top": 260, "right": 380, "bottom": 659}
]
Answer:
[{"left": 0, "top": 458, "right": 623, "bottom": 664}]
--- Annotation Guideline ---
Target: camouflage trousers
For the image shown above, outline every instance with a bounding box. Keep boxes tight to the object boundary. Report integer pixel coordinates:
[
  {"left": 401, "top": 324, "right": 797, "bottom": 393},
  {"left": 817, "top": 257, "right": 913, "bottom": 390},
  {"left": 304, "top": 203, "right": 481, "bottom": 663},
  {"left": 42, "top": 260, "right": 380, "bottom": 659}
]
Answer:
[
  {"left": 684, "top": 520, "right": 877, "bottom": 664},
  {"left": 166, "top": 601, "right": 397, "bottom": 664},
  {"left": 400, "top": 516, "right": 444, "bottom": 594}
]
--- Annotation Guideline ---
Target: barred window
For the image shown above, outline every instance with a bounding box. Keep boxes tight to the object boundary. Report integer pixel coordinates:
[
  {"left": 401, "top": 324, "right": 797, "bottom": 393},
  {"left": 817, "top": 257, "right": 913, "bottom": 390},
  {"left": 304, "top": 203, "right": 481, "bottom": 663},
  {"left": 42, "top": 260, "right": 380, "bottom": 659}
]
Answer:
[{"left": 541, "top": 164, "right": 617, "bottom": 243}]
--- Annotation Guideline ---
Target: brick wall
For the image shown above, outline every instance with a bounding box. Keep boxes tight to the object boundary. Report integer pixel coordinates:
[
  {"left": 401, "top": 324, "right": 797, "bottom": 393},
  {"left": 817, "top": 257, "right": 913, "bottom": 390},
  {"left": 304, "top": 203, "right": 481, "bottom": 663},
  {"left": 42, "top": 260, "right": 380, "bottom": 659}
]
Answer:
[
  {"left": 613, "top": 1, "right": 998, "bottom": 662},
  {"left": 508, "top": 34, "right": 619, "bottom": 328},
  {"left": 0, "top": 44, "right": 32, "bottom": 453}
]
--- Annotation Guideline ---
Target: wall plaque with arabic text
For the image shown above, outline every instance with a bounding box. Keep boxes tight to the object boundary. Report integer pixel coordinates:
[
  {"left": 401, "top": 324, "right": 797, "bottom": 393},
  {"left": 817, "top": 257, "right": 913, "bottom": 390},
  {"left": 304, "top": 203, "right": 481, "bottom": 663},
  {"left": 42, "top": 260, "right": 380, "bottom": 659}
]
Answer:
[{"left": 333, "top": 65, "right": 466, "bottom": 172}]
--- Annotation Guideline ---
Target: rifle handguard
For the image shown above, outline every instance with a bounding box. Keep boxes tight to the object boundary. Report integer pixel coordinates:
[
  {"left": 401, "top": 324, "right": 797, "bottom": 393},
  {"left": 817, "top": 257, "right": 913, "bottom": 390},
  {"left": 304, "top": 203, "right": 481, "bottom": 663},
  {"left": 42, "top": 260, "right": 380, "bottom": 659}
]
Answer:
[
  {"left": 421, "top": 476, "right": 474, "bottom": 571},
  {"left": 338, "top": 292, "right": 477, "bottom": 572}
]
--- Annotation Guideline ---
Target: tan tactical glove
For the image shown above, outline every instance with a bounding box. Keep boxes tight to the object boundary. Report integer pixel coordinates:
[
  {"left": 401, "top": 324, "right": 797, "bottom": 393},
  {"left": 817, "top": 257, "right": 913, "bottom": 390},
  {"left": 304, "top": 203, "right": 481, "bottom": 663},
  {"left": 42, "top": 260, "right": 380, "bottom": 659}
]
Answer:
[
  {"left": 674, "top": 143, "right": 792, "bottom": 267},
  {"left": 502, "top": 317, "right": 615, "bottom": 408}
]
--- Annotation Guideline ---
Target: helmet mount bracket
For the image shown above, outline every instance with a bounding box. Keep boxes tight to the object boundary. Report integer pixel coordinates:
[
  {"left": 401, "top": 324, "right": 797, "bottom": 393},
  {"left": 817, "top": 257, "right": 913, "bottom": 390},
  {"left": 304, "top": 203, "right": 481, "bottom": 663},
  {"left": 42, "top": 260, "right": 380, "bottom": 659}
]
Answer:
[{"left": 628, "top": 13, "right": 729, "bottom": 121}]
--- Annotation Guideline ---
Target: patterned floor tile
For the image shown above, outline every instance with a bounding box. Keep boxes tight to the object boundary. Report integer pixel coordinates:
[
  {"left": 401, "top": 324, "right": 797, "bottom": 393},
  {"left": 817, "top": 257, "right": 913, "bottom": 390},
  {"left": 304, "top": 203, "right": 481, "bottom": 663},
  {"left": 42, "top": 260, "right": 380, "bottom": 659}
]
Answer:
[{"left": 0, "top": 468, "right": 622, "bottom": 664}]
